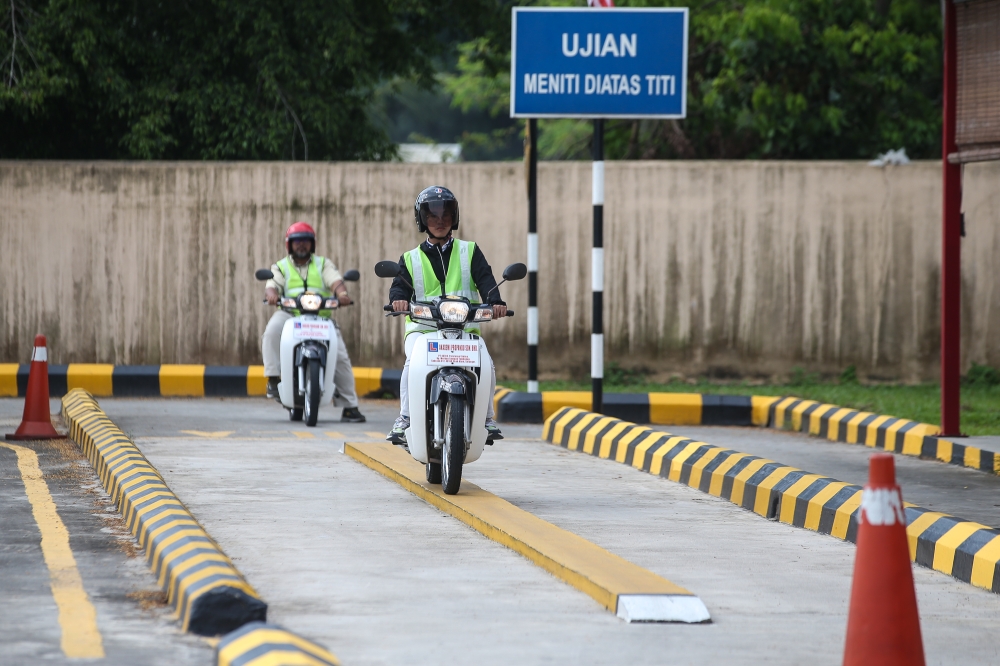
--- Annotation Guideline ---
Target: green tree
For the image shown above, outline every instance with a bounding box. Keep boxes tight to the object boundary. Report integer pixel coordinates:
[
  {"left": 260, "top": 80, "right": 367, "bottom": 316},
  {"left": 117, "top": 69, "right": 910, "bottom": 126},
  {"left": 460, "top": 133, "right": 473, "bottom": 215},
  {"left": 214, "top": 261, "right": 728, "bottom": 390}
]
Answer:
[
  {"left": 0, "top": 0, "right": 504, "bottom": 159},
  {"left": 445, "top": 0, "right": 943, "bottom": 160}
]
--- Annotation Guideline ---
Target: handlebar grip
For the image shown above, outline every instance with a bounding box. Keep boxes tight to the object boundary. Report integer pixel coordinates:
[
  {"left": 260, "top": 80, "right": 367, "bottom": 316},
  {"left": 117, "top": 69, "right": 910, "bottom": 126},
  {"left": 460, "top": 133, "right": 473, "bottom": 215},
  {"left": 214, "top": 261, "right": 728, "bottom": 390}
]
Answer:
[
  {"left": 383, "top": 304, "right": 393, "bottom": 311},
  {"left": 506, "top": 310, "right": 514, "bottom": 317}
]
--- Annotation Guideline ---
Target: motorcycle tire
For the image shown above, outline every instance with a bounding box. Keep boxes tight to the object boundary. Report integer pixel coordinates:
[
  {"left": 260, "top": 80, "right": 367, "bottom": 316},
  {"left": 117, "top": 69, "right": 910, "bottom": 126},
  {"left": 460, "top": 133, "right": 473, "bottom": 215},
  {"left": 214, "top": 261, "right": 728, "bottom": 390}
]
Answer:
[
  {"left": 441, "top": 392, "right": 465, "bottom": 495},
  {"left": 425, "top": 462, "right": 442, "bottom": 484},
  {"left": 304, "top": 360, "right": 321, "bottom": 427},
  {"left": 289, "top": 407, "right": 303, "bottom": 421}
]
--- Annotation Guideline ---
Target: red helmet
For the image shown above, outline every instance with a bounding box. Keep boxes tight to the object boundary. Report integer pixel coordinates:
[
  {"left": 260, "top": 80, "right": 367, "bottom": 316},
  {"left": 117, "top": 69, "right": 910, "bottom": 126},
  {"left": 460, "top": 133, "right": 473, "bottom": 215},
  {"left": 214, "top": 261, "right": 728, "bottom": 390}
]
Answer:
[{"left": 285, "top": 221, "right": 316, "bottom": 254}]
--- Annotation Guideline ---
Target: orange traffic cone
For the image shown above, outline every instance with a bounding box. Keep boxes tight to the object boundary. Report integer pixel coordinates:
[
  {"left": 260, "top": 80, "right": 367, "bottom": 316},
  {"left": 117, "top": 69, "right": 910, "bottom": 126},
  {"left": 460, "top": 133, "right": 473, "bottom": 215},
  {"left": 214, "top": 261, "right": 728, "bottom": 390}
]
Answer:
[
  {"left": 6, "top": 335, "right": 66, "bottom": 441},
  {"left": 843, "top": 453, "right": 924, "bottom": 665}
]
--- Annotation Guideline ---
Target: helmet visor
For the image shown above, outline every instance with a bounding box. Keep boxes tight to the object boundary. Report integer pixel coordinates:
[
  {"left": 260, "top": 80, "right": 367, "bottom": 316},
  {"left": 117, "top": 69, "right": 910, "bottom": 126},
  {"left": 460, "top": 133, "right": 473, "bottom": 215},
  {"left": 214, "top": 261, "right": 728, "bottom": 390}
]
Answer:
[{"left": 419, "top": 200, "right": 457, "bottom": 227}]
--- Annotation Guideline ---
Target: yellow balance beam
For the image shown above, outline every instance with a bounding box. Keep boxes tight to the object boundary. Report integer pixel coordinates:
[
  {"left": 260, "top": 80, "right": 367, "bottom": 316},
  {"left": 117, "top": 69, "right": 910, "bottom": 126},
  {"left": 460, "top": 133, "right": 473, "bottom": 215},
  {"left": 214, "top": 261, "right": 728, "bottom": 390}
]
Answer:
[{"left": 344, "top": 442, "right": 710, "bottom": 623}]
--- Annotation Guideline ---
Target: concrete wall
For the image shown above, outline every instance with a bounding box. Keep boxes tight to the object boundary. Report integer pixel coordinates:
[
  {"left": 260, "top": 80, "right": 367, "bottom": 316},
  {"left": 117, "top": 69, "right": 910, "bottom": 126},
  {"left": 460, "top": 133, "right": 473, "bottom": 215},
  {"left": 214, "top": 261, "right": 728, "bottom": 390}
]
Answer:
[{"left": 1, "top": 160, "right": 997, "bottom": 381}]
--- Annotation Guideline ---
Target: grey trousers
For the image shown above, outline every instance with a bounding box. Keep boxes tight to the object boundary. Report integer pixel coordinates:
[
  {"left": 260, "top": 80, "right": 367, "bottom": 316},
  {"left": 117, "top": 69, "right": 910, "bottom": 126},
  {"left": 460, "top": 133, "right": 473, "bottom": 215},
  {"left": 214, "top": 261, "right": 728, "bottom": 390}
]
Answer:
[
  {"left": 400, "top": 333, "right": 495, "bottom": 420},
  {"left": 262, "top": 311, "right": 359, "bottom": 408}
]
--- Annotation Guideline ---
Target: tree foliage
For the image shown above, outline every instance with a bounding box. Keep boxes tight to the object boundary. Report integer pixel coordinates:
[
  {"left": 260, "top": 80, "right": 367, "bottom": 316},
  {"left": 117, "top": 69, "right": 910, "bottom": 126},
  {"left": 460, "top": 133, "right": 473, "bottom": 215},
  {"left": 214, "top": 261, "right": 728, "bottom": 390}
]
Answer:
[
  {"left": 445, "top": 0, "right": 943, "bottom": 160},
  {"left": 0, "top": 0, "right": 502, "bottom": 159}
]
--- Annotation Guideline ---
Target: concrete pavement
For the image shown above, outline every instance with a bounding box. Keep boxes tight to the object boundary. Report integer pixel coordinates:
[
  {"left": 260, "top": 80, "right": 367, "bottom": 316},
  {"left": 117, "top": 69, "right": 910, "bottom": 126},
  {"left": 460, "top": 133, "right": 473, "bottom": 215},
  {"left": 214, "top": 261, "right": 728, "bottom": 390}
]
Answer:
[{"left": 97, "top": 397, "right": 1000, "bottom": 665}]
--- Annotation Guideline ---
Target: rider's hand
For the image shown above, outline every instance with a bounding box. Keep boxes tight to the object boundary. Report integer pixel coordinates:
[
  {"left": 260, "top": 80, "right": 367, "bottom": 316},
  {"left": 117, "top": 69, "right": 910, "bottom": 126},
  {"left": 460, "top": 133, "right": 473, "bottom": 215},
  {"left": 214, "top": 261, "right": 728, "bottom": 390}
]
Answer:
[
  {"left": 392, "top": 300, "right": 409, "bottom": 312},
  {"left": 492, "top": 304, "right": 507, "bottom": 319},
  {"left": 337, "top": 292, "right": 351, "bottom": 306},
  {"left": 265, "top": 288, "right": 280, "bottom": 306}
]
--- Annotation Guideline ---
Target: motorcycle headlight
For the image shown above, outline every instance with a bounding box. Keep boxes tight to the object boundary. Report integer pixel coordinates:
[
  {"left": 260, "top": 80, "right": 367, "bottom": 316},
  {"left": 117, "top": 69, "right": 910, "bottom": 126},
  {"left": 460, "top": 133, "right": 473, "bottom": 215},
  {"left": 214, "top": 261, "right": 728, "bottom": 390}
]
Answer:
[
  {"left": 281, "top": 298, "right": 296, "bottom": 308},
  {"left": 411, "top": 305, "right": 432, "bottom": 319},
  {"left": 473, "top": 307, "right": 493, "bottom": 322},
  {"left": 438, "top": 301, "right": 469, "bottom": 323},
  {"left": 299, "top": 294, "right": 323, "bottom": 312}
]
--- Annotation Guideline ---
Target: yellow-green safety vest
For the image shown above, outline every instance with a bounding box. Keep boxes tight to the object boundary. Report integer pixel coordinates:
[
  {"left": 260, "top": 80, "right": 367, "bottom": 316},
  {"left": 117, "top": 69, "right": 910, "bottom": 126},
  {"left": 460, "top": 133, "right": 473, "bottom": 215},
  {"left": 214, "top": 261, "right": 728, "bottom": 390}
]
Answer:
[
  {"left": 403, "top": 240, "right": 481, "bottom": 337},
  {"left": 277, "top": 255, "right": 333, "bottom": 317}
]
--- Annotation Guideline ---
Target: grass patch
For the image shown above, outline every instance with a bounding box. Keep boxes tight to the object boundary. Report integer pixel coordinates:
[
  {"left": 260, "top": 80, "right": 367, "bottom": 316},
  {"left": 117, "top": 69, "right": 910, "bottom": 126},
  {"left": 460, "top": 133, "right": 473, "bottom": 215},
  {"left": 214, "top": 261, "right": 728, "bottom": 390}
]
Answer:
[{"left": 498, "top": 375, "right": 1000, "bottom": 436}]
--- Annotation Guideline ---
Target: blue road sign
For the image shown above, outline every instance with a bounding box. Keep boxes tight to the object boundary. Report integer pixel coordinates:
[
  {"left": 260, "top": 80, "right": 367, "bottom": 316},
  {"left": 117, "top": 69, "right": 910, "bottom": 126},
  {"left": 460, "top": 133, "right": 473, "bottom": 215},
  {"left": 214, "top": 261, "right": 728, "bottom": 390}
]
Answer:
[{"left": 510, "top": 8, "right": 688, "bottom": 119}]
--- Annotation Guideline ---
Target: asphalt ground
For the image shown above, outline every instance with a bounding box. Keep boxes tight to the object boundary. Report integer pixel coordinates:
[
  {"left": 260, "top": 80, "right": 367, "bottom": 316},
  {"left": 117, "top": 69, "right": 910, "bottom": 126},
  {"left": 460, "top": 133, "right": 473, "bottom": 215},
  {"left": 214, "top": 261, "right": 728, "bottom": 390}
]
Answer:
[
  {"left": 89, "top": 396, "right": 1000, "bottom": 665},
  {"left": 0, "top": 400, "right": 211, "bottom": 666}
]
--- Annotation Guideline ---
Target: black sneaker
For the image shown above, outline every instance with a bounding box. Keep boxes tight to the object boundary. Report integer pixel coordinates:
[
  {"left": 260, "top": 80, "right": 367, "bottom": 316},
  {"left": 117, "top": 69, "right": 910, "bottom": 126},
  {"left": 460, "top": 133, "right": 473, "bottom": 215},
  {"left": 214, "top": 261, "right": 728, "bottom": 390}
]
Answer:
[
  {"left": 485, "top": 418, "right": 503, "bottom": 443},
  {"left": 341, "top": 407, "right": 366, "bottom": 423},
  {"left": 386, "top": 416, "right": 409, "bottom": 444},
  {"left": 266, "top": 377, "right": 280, "bottom": 400}
]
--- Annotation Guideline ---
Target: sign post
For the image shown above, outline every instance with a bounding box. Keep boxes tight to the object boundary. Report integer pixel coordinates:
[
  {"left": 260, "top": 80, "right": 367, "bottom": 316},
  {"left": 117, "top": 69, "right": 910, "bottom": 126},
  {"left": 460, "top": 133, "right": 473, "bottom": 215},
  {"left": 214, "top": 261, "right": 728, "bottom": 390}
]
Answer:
[{"left": 511, "top": 7, "right": 688, "bottom": 413}]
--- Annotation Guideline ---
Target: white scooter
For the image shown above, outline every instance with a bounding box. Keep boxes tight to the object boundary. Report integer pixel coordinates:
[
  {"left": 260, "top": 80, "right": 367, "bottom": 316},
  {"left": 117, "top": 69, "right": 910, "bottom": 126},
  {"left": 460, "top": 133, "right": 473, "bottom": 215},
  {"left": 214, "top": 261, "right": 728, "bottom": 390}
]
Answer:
[
  {"left": 255, "top": 268, "right": 360, "bottom": 426},
  {"left": 374, "top": 260, "right": 526, "bottom": 494}
]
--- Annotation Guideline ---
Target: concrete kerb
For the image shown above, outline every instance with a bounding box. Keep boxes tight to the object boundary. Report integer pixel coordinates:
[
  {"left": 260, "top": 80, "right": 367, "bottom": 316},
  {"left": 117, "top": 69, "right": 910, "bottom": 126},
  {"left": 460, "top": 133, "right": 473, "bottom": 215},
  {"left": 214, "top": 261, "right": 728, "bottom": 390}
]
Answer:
[
  {"left": 345, "top": 441, "right": 712, "bottom": 623},
  {"left": 60, "top": 389, "right": 344, "bottom": 663},
  {"left": 543, "top": 406, "right": 1000, "bottom": 595}
]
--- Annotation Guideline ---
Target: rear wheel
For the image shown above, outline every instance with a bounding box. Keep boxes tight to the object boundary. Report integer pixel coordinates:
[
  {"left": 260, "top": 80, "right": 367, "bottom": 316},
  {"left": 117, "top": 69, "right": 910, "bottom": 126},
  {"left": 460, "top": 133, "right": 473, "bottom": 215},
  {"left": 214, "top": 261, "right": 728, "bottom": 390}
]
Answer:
[
  {"left": 425, "top": 462, "right": 442, "bottom": 484},
  {"left": 304, "top": 360, "right": 321, "bottom": 427},
  {"left": 289, "top": 407, "right": 303, "bottom": 421},
  {"left": 441, "top": 393, "right": 466, "bottom": 495}
]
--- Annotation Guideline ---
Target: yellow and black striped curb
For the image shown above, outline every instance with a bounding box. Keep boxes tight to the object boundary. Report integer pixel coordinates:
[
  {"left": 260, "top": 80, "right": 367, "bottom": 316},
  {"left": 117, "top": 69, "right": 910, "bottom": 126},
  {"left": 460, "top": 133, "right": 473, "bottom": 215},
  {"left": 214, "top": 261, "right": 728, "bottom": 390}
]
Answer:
[
  {"left": 493, "top": 388, "right": 774, "bottom": 426},
  {"left": 61, "top": 388, "right": 267, "bottom": 635},
  {"left": 767, "top": 397, "right": 999, "bottom": 476},
  {"left": 2, "top": 364, "right": 399, "bottom": 399},
  {"left": 216, "top": 622, "right": 339, "bottom": 666},
  {"left": 544, "top": 407, "right": 1000, "bottom": 595}
]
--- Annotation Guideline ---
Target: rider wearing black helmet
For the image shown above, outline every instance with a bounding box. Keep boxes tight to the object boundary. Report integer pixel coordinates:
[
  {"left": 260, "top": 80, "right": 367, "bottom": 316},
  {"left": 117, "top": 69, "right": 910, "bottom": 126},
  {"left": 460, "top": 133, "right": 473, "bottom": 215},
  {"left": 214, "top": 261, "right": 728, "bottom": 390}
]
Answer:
[{"left": 386, "top": 185, "right": 506, "bottom": 444}]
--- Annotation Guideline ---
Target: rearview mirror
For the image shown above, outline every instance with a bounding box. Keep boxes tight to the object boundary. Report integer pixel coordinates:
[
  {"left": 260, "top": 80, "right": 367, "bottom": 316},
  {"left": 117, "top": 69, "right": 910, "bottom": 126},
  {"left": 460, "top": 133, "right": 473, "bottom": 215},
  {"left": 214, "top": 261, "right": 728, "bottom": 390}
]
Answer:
[
  {"left": 255, "top": 269, "right": 274, "bottom": 281},
  {"left": 374, "top": 261, "right": 400, "bottom": 279},
  {"left": 343, "top": 269, "right": 360, "bottom": 282},
  {"left": 502, "top": 263, "right": 528, "bottom": 281}
]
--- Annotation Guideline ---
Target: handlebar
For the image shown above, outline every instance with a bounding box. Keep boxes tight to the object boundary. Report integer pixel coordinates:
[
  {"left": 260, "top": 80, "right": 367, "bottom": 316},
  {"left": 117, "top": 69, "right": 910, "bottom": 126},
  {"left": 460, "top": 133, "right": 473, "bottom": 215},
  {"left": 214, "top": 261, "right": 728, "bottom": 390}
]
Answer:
[{"left": 382, "top": 304, "right": 513, "bottom": 317}]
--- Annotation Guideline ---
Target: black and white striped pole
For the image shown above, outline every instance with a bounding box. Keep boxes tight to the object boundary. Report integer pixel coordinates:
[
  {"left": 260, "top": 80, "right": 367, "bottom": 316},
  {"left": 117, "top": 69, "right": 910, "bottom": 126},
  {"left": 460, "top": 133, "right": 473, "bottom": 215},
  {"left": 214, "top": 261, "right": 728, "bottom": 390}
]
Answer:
[
  {"left": 591, "top": 119, "right": 604, "bottom": 413},
  {"left": 527, "top": 118, "right": 539, "bottom": 394}
]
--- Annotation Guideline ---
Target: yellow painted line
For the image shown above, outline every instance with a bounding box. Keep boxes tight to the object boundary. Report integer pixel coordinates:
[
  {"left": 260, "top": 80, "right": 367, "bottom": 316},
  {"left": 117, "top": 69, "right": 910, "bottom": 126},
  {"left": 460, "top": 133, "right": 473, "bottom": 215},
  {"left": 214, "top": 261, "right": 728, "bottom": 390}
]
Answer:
[
  {"left": 542, "top": 391, "right": 592, "bottom": 420},
  {"left": 352, "top": 367, "right": 384, "bottom": 397},
  {"left": 345, "top": 442, "right": 701, "bottom": 616},
  {"left": 325, "top": 431, "right": 346, "bottom": 439},
  {"left": 728, "top": 458, "right": 771, "bottom": 507},
  {"left": 845, "top": 411, "right": 873, "bottom": 444},
  {"left": 364, "top": 431, "right": 387, "bottom": 440},
  {"left": 789, "top": 400, "right": 819, "bottom": 432},
  {"left": 647, "top": 435, "right": 683, "bottom": 477},
  {"left": 159, "top": 365, "right": 206, "bottom": 397},
  {"left": 1, "top": 443, "right": 104, "bottom": 658},
  {"left": 807, "top": 404, "right": 837, "bottom": 435},
  {"left": 293, "top": 432, "right": 316, "bottom": 439},
  {"left": 218, "top": 627, "right": 340, "bottom": 666},
  {"left": 803, "top": 481, "right": 851, "bottom": 531},
  {"left": 548, "top": 409, "right": 584, "bottom": 446},
  {"left": 823, "top": 408, "right": 853, "bottom": 440},
  {"left": 964, "top": 446, "right": 982, "bottom": 471},
  {"left": 596, "top": 422, "right": 631, "bottom": 459},
  {"left": 0, "top": 362, "right": 18, "bottom": 397},
  {"left": 614, "top": 426, "right": 653, "bottom": 463},
  {"left": 936, "top": 439, "right": 954, "bottom": 464},
  {"left": 685, "top": 447, "right": 727, "bottom": 489},
  {"left": 707, "top": 453, "right": 749, "bottom": 498},
  {"left": 247, "top": 365, "right": 267, "bottom": 396},
  {"left": 777, "top": 474, "right": 824, "bottom": 524},
  {"left": 970, "top": 536, "right": 1000, "bottom": 590},
  {"left": 863, "top": 415, "right": 893, "bottom": 447},
  {"left": 771, "top": 397, "right": 798, "bottom": 429},
  {"left": 648, "top": 393, "right": 701, "bottom": 425},
  {"left": 882, "top": 419, "right": 910, "bottom": 452},
  {"left": 830, "top": 491, "right": 863, "bottom": 540},
  {"left": 565, "top": 412, "right": 603, "bottom": 451},
  {"left": 180, "top": 430, "right": 234, "bottom": 439},
  {"left": 630, "top": 432, "right": 669, "bottom": 472},
  {"left": 582, "top": 416, "right": 617, "bottom": 455},
  {"left": 905, "top": 512, "right": 948, "bottom": 559},
  {"left": 750, "top": 396, "right": 780, "bottom": 426},
  {"left": 664, "top": 440, "right": 704, "bottom": 481},
  {"left": 751, "top": 467, "right": 795, "bottom": 516},
  {"left": 932, "top": 522, "right": 989, "bottom": 575},
  {"left": 67, "top": 364, "right": 114, "bottom": 396}
]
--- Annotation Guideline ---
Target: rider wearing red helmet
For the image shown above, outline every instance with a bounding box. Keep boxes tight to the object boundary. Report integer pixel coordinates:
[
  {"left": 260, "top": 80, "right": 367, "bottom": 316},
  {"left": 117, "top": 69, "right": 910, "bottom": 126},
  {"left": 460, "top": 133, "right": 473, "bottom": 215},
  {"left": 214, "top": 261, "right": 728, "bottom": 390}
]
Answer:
[{"left": 262, "top": 222, "right": 365, "bottom": 422}]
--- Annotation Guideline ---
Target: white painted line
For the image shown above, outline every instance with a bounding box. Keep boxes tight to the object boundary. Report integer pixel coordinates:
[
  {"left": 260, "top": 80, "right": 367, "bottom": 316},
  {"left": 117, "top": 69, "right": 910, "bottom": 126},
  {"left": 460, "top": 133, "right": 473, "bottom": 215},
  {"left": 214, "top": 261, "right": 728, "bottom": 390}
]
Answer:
[
  {"left": 592, "top": 161, "right": 605, "bottom": 205},
  {"left": 616, "top": 595, "right": 711, "bottom": 624}
]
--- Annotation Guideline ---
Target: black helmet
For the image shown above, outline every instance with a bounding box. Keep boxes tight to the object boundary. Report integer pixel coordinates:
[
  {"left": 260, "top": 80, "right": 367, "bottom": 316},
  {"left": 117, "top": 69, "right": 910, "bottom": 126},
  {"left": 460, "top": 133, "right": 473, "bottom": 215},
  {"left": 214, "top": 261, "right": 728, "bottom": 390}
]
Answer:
[{"left": 414, "top": 186, "right": 459, "bottom": 233}]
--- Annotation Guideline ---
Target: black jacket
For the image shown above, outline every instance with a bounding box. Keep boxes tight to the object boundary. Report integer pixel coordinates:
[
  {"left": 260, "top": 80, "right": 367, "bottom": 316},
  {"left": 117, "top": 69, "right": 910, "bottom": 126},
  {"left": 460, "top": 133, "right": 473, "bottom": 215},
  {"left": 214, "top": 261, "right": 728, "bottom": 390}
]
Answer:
[{"left": 388, "top": 238, "right": 505, "bottom": 305}]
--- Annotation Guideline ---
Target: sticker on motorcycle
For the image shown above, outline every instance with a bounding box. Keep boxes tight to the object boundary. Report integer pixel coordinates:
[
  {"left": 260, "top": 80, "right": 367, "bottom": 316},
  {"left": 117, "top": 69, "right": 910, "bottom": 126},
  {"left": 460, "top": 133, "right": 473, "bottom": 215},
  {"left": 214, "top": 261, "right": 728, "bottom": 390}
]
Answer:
[
  {"left": 292, "top": 320, "right": 332, "bottom": 341},
  {"left": 427, "top": 341, "right": 480, "bottom": 367}
]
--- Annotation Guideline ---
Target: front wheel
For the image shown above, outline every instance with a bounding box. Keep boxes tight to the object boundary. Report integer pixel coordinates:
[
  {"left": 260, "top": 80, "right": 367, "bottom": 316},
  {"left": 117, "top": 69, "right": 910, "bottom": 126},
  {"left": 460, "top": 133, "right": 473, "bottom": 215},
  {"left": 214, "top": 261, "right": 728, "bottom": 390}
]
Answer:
[
  {"left": 441, "top": 393, "right": 466, "bottom": 495},
  {"left": 304, "top": 360, "right": 321, "bottom": 427},
  {"left": 426, "top": 462, "right": 442, "bottom": 484}
]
